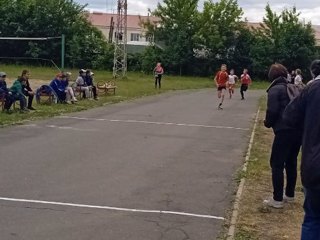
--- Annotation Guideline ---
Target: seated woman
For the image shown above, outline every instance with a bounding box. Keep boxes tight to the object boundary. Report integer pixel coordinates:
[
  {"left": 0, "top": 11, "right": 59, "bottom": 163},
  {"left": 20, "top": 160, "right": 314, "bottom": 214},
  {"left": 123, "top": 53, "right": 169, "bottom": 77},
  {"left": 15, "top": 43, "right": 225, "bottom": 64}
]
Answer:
[
  {"left": 63, "top": 72, "right": 77, "bottom": 103},
  {"left": 75, "top": 69, "right": 91, "bottom": 100}
]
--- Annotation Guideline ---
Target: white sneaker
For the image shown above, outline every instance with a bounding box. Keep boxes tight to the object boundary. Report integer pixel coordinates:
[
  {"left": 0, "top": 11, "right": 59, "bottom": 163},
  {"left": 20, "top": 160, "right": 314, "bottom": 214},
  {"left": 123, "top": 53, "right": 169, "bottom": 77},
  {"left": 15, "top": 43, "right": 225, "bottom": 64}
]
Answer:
[
  {"left": 283, "top": 195, "right": 295, "bottom": 203},
  {"left": 263, "top": 198, "right": 284, "bottom": 209},
  {"left": 72, "top": 98, "right": 78, "bottom": 102},
  {"left": 66, "top": 101, "right": 72, "bottom": 104}
]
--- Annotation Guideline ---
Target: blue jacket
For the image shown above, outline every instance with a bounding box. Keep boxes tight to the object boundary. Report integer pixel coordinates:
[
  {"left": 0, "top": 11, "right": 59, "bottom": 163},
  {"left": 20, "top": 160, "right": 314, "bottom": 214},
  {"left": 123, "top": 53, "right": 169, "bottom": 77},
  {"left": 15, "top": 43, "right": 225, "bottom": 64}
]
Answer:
[
  {"left": 283, "top": 78, "right": 320, "bottom": 189},
  {"left": 85, "top": 75, "right": 94, "bottom": 86},
  {"left": 0, "top": 79, "right": 9, "bottom": 95},
  {"left": 50, "top": 79, "right": 65, "bottom": 93}
]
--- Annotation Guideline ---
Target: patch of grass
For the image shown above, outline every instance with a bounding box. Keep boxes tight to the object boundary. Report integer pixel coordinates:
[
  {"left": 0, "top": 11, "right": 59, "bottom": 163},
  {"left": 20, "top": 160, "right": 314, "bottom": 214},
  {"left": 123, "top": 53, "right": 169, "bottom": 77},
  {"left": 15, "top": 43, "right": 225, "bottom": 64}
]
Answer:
[{"left": 233, "top": 97, "right": 304, "bottom": 240}]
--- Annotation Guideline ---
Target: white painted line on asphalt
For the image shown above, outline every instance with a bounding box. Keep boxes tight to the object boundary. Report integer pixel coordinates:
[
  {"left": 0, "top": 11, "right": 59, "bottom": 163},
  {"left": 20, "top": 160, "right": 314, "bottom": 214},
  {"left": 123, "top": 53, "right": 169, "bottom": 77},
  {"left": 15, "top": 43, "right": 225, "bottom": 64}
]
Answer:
[
  {"left": 227, "top": 108, "right": 261, "bottom": 240},
  {"left": 58, "top": 116, "right": 249, "bottom": 131},
  {"left": 20, "top": 124, "right": 97, "bottom": 132},
  {"left": 0, "top": 197, "right": 225, "bottom": 221}
]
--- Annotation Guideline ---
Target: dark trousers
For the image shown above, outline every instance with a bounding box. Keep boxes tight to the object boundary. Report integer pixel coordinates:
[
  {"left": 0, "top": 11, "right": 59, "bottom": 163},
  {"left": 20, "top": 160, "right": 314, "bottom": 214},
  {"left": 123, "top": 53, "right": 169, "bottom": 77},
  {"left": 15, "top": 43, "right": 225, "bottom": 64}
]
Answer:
[
  {"left": 301, "top": 188, "right": 320, "bottom": 240},
  {"left": 270, "top": 130, "right": 302, "bottom": 201},
  {"left": 240, "top": 84, "right": 248, "bottom": 99},
  {"left": 24, "top": 91, "right": 34, "bottom": 108},
  {"left": 155, "top": 75, "right": 162, "bottom": 88},
  {"left": 92, "top": 86, "right": 97, "bottom": 98},
  {"left": 6, "top": 94, "right": 26, "bottom": 110}
]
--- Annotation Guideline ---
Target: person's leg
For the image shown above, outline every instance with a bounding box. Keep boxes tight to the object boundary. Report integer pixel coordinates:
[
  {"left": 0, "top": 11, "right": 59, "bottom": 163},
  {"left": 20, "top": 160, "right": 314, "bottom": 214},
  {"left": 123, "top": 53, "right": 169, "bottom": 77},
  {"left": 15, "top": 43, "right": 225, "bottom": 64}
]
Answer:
[
  {"left": 240, "top": 85, "right": 245, "bottom": 99},
  {"left": 218, "top": 88, "right": 225, "bottom": 109},
  {"left": 285, "top": 131, "right": 301, "bottom": 198},
  {"left": 92, "top": 86, "right": 98, "bottom": 99},
  {"left": 155, "top": 77, "right": 158, "bottom": 88},
  {"left": 84, "top": 87, "right": 90, "bottom": 99},
  {"left": 17, "top": 94, "right": 27, "bottom": 110},
  {"left": 158, "top": 75, "right": 162, "bottom": 89},
  {"left": 25, "top": 92, "right": 35, "bottom": 109},
  {"left": 67, "top": 87, "right": 77, "bottom": 101},
  {"left": 270, "top": 131, "right": 291, "bottom": 202},
  {"left": 4, "top": 94, "right": 13, "bottom": 110},
  {"left": 65, "top": 90, "right": 71, "bottom": 103},
  {"left": 301, "top": 188, "right": 320, "bottom": 240}
]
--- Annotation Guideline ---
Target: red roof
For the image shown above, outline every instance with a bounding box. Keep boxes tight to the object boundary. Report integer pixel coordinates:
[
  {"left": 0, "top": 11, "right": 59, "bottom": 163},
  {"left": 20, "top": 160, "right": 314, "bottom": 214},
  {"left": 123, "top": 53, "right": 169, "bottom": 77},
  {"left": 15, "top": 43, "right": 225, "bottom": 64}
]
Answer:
[{"left": 87, "top": 12, "right": 159, "bottom": 29}]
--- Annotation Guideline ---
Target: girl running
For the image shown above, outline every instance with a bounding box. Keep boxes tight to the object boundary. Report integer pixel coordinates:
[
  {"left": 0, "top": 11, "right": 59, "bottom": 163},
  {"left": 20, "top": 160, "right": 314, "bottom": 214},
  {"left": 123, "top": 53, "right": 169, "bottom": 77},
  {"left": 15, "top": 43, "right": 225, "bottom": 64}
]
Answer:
[
  {"left": 240, "top": 69, "right": 252, "bottom": 100},
  {"left": 228, "top": 69, "right": 238, "bottom": 99},
  {"left": 214, "top": 64, "right": 229, "bottom": 110}
]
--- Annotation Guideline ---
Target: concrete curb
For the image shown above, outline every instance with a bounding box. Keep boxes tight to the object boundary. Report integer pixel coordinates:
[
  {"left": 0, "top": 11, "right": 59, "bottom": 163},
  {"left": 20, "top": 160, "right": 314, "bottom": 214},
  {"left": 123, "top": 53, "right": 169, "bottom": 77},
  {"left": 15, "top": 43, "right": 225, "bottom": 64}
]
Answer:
[{"left": 227, "top": 108, "right": 261, "bottom": 240}]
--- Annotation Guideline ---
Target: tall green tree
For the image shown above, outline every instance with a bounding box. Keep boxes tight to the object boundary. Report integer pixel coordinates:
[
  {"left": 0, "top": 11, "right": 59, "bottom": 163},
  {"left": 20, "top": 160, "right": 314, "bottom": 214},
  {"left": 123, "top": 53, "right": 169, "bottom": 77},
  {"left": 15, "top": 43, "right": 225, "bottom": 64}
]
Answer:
[
  {"left": 250, "top": 4, "right": 317, "bottom": 78},
  {"left": 0, "top": 0, "right": 113, "bottom": 69},
  {"left": 149, "top": 0, "right": 199, "bottom": 75},
  {"left": 196, "top": 0, "right": 245, "bottom": 72}
]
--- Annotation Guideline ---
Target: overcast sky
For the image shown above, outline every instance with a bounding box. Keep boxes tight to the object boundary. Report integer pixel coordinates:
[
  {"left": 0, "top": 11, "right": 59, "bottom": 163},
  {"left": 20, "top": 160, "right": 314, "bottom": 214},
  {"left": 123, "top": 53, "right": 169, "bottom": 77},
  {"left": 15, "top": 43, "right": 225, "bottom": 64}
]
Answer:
[{"left": 75, "top": 0, "right": 320, "bottom": 24}]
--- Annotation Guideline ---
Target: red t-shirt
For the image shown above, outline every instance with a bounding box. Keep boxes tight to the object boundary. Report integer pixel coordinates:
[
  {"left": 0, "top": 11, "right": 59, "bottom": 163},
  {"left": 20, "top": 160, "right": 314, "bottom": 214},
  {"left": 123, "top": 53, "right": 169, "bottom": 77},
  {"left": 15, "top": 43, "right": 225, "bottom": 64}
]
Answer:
[
  {"left": 241, "top": 73, "right": 251, "bottom": 85},
  {"left": 215, "top": 71, "right": 229, "bottom": 86}
]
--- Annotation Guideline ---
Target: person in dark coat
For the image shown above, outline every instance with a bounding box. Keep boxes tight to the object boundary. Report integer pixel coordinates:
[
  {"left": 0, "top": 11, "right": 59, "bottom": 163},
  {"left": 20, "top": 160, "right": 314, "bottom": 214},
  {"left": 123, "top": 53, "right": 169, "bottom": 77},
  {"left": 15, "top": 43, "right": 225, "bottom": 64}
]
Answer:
[
  {"left": 283, "top": 60, "right": 320, "bottom": 239},
  {"left": 21, "top": 69, "right": 36, "bottom": 110},
  {"left": 85, "top": 70, "right": 98, "bottom": 100},
  {"left": 263, "top": 63, "right": 302, "bottom": 208}
]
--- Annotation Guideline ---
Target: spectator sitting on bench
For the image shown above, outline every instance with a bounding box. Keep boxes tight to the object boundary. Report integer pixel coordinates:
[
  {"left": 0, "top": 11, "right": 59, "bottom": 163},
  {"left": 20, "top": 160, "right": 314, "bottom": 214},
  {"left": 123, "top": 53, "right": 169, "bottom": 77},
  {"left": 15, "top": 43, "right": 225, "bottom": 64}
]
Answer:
[
  {"left": 50, "top": 73, "right": 77, "bottom": 104},
  {"left": 76, "top": 69, "right": 92, "bottom": 100},
  {"left": 9, "top": 76, "right": 29, "bottom": 113},
  {"left": 21, "top": 70, "right": 36, "bottom": 110},
  {"left": 0, "top": 72, "right": 13, "bottom": 113},
  {"left": 63, "top": 72, "right": 78, "bottom": 103},
  {"left": 85, "top": 69, "right": 98, "bottom": 100}
]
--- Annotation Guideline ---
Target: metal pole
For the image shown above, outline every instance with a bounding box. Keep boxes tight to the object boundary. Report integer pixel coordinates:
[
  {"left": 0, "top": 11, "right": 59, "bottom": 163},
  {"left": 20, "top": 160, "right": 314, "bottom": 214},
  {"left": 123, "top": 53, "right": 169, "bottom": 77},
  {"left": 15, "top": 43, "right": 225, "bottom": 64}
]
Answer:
[{"left": 61, "top": 34, "right": 65, "bottom": 70}]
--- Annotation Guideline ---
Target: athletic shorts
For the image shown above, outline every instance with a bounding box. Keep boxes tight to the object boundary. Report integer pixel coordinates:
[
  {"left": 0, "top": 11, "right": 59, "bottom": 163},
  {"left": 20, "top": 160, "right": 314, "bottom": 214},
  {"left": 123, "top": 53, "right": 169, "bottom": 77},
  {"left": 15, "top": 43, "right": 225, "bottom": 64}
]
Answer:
[
  {"left": 218, "top": 86, "right": 227, "bottom": 91},
  {"left": 241, "top": 84, "right": 248, "bottom": 92}
]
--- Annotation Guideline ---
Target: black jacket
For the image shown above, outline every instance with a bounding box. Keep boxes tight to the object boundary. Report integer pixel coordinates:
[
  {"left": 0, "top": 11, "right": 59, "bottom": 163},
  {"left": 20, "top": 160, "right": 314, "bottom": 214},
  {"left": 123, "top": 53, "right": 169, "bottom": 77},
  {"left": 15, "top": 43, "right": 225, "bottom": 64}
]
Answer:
[
  {"left": 283, "top": 79, "right": 320, "bottom": 189},
  {"left": 264, "top": 77, "right": 292, "bottom": 133}
]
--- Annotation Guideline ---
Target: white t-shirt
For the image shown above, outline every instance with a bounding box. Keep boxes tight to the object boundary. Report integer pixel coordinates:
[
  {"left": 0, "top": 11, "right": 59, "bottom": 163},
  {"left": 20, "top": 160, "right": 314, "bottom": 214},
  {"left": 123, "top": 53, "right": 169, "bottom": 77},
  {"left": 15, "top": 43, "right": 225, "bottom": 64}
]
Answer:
[
  {"left": 228, "top": 75, "right": 237, "bottom": 84},
  {"left": 294, "top": 75, "right": 303, "bottom": 85}
]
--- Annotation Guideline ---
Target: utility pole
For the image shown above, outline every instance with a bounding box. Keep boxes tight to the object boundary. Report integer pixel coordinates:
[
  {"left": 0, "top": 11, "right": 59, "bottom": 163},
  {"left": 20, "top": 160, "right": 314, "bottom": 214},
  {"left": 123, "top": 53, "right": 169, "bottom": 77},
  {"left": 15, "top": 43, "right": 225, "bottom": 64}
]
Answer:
[{"left": 113, "top": 0, "right": 127, "bottom": 78}]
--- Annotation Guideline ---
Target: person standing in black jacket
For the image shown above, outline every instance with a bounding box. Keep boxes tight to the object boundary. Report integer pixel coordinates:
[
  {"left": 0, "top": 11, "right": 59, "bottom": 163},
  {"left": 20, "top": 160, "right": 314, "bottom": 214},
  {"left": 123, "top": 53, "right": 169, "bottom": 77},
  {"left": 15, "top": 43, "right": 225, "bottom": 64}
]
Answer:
[
  {"left": 21, "top": 70, "right": 36, "bottom": 110},
  {"left": 283, "top": 60, "right": 320, "bottom": 240},
  {"left": 263, "top": 63, "right": 302, "bottom": 208}
]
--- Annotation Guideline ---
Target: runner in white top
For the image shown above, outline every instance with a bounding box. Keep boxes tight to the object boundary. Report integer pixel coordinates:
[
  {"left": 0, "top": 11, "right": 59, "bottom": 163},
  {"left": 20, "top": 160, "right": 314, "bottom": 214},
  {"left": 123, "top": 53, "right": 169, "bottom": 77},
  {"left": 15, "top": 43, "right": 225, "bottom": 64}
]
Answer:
[
  {"left": 228, "top": 69, "right": 238, "bottom": 99},
  {"left": 294, "top": 69, "right": 303, "bottom": 85}
]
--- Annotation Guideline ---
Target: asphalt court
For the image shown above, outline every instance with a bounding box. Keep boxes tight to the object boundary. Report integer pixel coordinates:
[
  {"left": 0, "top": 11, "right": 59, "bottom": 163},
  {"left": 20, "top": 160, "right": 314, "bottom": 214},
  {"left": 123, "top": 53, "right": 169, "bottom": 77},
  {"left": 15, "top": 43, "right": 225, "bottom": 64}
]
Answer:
[{"left": 0, "top": 89, "right": 264, "bottom": 240}]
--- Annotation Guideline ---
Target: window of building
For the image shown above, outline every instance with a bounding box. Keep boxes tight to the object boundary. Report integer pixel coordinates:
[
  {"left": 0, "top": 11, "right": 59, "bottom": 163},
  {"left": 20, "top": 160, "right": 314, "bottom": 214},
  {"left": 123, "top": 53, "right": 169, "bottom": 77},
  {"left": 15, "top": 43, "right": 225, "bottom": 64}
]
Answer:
[{"left": 130, "top": 33, "right": 140, "bottom": 42}]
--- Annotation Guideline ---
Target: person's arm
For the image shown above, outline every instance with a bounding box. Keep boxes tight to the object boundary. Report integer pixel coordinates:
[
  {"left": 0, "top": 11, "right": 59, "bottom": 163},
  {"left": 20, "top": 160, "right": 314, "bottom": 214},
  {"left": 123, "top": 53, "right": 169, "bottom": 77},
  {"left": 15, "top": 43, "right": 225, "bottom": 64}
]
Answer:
[
  {"left": 248, "top": 74, "right": 252, "bottom": 85},
  {"left": 264, "top": 87, "right": 281, "bottom": 128},
  {"left": 283, "top": 88, "right": 307, "bottom": 129},
  {"left": 214, "top": 72, "right": 219, "bottom": 87}
]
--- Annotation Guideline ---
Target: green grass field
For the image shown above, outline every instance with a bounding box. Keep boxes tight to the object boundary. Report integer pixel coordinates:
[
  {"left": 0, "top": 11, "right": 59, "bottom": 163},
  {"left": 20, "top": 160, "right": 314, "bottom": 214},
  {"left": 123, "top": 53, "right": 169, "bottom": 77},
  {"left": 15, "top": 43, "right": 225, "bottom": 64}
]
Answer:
[{"left": 0, "top": 64, "right": 269, "bottom": 126}]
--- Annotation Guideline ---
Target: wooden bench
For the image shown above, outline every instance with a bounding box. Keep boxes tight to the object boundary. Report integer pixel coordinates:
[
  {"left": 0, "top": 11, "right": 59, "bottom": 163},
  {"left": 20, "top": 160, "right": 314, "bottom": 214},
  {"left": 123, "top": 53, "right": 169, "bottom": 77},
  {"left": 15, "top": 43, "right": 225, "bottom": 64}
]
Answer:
[{"left": 97, "top": 81, "right": 117, "bottom": 95}]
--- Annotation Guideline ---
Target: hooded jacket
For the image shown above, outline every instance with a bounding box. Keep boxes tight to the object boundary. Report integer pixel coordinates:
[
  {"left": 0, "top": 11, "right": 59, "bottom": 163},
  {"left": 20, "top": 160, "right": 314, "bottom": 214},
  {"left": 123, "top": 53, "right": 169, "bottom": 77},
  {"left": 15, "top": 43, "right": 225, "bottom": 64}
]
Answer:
[
  {"left": 264, "top": 76, "right": 293, "bottom": 133},
  {"left": 283, "top": 76, "right": 320, "bottom": 189}
]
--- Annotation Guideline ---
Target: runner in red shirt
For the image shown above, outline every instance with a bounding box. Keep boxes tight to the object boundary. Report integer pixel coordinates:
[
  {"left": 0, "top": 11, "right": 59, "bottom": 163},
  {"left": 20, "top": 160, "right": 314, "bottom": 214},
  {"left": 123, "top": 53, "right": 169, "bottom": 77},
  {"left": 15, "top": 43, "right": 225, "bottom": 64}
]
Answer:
[
  {"left": 240, "top": 69, "right": 252, "bottom": 100},
  {"left": 214, "top": 64, "right": 229, "bottom": 110}
]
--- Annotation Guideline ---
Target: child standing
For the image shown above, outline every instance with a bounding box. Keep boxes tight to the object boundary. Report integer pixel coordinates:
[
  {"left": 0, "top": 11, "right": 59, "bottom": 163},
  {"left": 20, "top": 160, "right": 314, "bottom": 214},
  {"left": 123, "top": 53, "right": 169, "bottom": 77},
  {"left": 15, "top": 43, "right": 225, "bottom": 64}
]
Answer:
[
  {"left": 214, "top": 64, "right": 229, "bottom": 110},
  {"left": 240, "top": 69, "right": 252, "bottom": 100},
  {"left": 154, "top": 63, "right": 164, "bottom": 89},
  {"left": 228, "top": 69, "right": 238, "bottom": 99}
]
